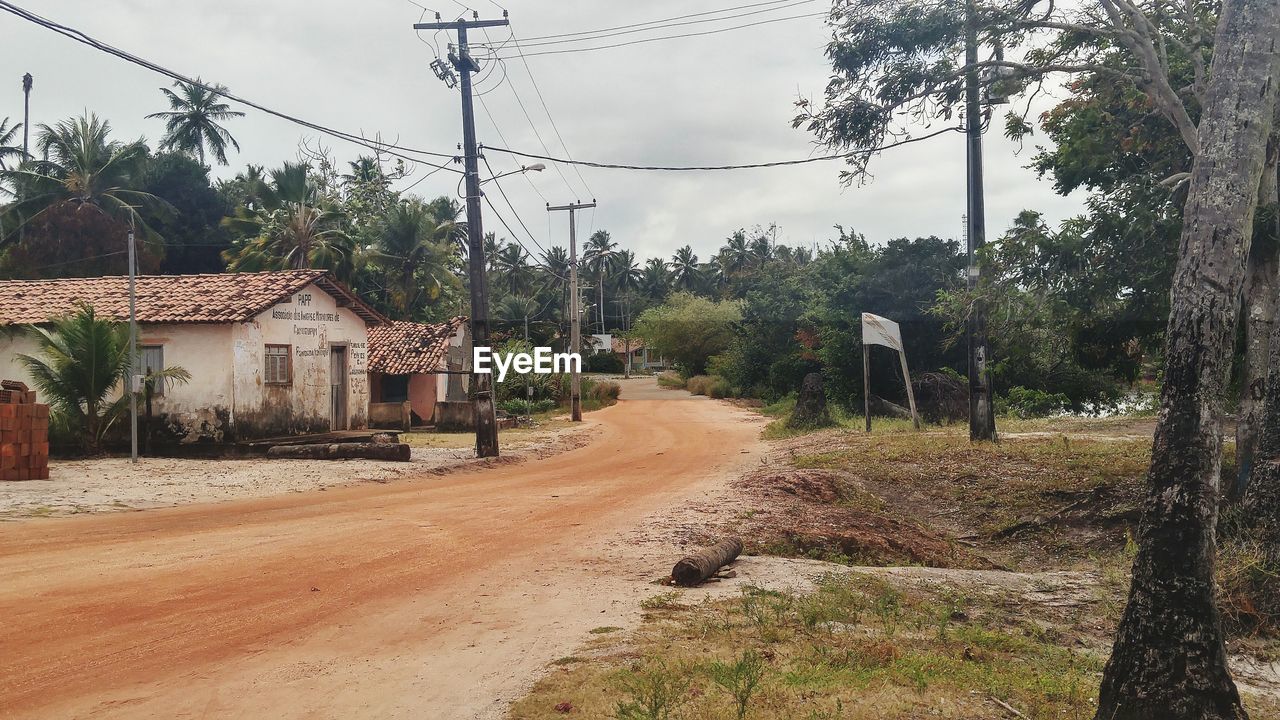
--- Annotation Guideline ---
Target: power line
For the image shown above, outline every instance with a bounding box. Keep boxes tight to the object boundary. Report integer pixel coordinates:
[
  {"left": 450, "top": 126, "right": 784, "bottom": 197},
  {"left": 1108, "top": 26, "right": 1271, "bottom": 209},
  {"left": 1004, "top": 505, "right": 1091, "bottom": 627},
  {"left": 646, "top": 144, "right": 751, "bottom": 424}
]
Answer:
[
  {"left": 481, "top": 154, "right": 549, "bottom": 256},
  {"left": 505, "top": 30, "right": 595, "bottom": 199},
  {"left": 480, "top": 0, "right": 819, "bottom": 50},
  {"left": 495, "top": 61, "right": 580, "bottom": 198},
  {"left": 481, "top": 193, "right": 567, "bottom": 282},
  {"left": 0, "top": 0, "right": 463, "bottom": 173},
  {"left": 500, "top": 0, "right": 801, "bottom": 43},
  {"left": 490, "top": 12, "right": 827, "bottom": 60},
  {"left": 475, "top": 90, "right": 549, "bottom": 203},
  {"left": 483, "top": 127, "right": 965, "bottom": 171}
]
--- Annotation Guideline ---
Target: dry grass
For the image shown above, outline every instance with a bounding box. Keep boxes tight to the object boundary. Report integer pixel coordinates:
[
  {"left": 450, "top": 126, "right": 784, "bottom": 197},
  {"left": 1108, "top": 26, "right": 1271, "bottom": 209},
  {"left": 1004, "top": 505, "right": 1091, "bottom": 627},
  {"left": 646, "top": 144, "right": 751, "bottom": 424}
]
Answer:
[{"left": 510, "top": 573, "right": 1107, "bottom": 720}]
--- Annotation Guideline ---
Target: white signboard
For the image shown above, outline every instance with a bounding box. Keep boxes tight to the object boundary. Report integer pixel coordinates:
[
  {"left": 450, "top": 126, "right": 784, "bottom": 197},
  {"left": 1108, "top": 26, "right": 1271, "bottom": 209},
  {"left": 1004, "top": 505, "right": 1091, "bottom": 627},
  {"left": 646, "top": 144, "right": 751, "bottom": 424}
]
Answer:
[{"left": 861, "top": 313, "right": 903, "bottom": 352}]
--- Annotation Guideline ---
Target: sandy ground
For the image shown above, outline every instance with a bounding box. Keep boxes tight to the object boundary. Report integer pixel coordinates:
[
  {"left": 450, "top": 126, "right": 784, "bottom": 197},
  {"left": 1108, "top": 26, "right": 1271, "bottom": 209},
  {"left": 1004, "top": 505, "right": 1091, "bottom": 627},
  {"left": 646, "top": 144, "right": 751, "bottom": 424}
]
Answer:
[
  {"left": 0, "top": 378, "right": 770, "bottom": 719},
  {"left": 0, "top": 422, "right": 588, "bottom": 520}
]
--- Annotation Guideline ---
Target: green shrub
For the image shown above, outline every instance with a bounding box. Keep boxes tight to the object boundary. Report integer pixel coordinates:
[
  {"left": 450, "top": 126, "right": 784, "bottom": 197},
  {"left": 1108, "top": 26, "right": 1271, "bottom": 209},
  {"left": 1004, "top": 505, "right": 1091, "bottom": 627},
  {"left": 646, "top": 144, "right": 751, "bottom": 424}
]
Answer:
[
  {"left": 588, "top": 380, "right": 621, "bottom": 405},
  {"left": 997, "top": 386, "right": 1071, "bottom": 418},
  {"left": 686, "top": 375, "right": 734, "bottom": 398},
  {"left": 657, "top": 371, "right": 685, "bottom": 389},
  {"left": 584, "top": 352, "right": 624, "bottom": 373},
  {"left": 498, "top": 398, "right": 557, "bottom": 416},
  {"left": 686, "top": 375, "right": 714, "bottom": 396}
]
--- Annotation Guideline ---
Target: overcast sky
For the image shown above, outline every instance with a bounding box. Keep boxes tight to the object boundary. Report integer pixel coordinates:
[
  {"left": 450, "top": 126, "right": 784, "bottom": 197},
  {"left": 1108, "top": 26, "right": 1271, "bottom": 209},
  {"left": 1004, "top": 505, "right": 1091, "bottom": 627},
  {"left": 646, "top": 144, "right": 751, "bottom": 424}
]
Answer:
[{"left": 1, "top": 0, "right": 1084, "bottom": 262}]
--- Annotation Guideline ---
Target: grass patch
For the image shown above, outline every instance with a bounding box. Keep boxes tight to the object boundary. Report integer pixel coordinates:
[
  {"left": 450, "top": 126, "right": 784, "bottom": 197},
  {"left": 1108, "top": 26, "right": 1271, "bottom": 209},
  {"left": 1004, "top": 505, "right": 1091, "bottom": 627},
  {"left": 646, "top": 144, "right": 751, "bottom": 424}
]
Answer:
[
  {"left": 778, "top": 425, "right": 1151, "bottom": 566},
  {"left": 509, "top": 573, "right": 1106, "bottom": 720}
]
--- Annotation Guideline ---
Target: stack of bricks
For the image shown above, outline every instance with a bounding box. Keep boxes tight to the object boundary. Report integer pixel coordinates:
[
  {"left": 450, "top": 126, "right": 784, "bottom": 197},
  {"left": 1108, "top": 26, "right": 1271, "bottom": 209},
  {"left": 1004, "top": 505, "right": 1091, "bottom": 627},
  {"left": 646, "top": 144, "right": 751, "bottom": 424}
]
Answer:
[{"left": 1, "top": 380, "right": 50, "bottom": 481}]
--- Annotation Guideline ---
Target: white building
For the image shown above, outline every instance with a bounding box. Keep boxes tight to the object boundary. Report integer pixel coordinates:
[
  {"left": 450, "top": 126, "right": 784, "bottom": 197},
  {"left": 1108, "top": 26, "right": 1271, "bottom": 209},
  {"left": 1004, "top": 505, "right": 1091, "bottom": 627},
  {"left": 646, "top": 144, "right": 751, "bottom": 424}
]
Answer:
[{"left": 0, "top": 270, "right": 387, "bottom": 444}]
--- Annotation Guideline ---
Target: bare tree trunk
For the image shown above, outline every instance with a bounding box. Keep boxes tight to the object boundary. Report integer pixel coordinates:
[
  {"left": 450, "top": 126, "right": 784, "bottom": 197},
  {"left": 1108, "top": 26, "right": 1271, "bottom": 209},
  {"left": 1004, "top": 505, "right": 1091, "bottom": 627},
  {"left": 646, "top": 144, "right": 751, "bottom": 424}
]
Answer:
[
  {"left": 1233, "top": 134, "right": 1280, "bottom": 501},
  {"left": 1095, "top": 1, "right": 1280, "bottom": 716}
]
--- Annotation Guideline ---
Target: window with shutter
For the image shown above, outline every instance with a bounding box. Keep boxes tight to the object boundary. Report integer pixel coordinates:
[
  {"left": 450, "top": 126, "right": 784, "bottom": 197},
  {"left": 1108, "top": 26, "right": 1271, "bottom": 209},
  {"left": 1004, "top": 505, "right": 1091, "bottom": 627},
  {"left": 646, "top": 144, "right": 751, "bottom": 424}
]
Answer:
[
  {"left": 265, "top": 344, "right": 292, "bottom": 385},
  {"left": 141, "top": 345, "right": 165, "bottom": 396}
]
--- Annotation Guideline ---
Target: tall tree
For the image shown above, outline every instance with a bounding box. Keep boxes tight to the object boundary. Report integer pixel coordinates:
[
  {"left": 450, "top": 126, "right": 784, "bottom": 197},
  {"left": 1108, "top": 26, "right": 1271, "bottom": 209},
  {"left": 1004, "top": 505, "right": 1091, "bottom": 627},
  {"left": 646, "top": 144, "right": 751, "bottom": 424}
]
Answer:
[
  {"left": 372, "top": 199, "right": 458, "bottom": 318},
  {"left": 583, "top": 230, "right": 618, "bottom": 333},
  {"left": 1096, "top": 0, "right": 1280, "bottom": 715},
  {"left": 0, "top": 117, "right": 24, "bottom": 171},
  {"left": 146, "top": 79, "right": 244, "bottom": 166},
  {"left": 1, "top": 114, "right": 165, "bottom": 277},
  {"left": 670, "top": 245, "right": 701, "bottom": 292},
  {"left": 222, "top": 162, "right": 354, "bottom": 277}
]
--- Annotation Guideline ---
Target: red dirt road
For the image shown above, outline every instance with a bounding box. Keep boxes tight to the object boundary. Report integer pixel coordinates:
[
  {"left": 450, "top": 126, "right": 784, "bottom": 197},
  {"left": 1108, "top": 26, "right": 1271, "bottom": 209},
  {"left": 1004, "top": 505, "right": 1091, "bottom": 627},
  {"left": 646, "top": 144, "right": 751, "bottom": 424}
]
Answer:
[{"left": 0, "top": 381, "right": 763, "bottom": 719}]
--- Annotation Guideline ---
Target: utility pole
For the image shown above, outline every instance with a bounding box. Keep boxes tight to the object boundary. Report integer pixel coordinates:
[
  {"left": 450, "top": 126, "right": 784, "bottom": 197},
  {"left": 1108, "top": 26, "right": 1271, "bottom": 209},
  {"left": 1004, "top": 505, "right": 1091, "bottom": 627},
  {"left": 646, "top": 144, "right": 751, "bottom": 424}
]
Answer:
[
  {"left": 21, "top": 73, "right": 31, "bottom": 158},
  {"left": 964, "top": 0, "right": 996, "bottom": 442},
  {"left": 127, "top": 216, "right": 139, "bottom": 463},
  {"left": 414, "top": 11, "right": 508, "bottom": 457},
  {"left": 548, "top": 200, "right": 595, "bottom": 422}
]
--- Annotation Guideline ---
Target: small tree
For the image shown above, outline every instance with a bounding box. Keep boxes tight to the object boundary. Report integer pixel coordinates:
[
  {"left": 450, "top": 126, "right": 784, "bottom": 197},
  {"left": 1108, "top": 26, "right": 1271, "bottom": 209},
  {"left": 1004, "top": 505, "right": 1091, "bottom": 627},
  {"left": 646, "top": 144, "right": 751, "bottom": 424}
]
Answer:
[
  {"left": 18, "top": 305, "right": 191, "bottom": 454},
  {"left": 634, "top": 293, "right": 740, "bottom": 377}
]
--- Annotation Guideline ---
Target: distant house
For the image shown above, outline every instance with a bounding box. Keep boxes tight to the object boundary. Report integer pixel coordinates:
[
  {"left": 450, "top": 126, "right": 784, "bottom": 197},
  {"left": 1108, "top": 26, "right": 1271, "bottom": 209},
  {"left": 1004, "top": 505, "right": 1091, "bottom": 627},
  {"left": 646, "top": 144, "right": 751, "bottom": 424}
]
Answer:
[
  {"left": 0, "top": 270, "right": 387, "bottom": 443},
  {"left": 611, "top": 336, "right": 666, "bottom": 371},
  {"left": 366, "top": 317, "right": 470, "bottom": 429}
]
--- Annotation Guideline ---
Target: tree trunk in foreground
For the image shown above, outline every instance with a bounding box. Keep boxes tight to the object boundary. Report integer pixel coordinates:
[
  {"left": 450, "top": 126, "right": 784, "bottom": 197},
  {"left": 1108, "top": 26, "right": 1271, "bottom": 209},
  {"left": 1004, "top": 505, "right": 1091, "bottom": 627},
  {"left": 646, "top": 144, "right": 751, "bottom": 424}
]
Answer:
[
  {"left": 1233, "top": 137, "right": 1280, "bottom": 501},
  {"left": 671, "top": 538, "right": 743, "bottom": 587},
  {"left": 1095, "top": 1, "right": 1280, "bottom": 717}
]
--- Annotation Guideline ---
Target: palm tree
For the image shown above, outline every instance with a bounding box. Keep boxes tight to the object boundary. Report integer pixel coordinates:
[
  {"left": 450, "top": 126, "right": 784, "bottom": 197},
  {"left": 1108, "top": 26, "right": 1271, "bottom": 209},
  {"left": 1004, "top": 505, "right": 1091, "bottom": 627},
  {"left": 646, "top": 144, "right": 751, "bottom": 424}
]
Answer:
[
  {"left": 222, "top": 162, "right": 355, "bottom": 277},
  {"left": 146, "top": 79, "right": 244, "bottom": 166},
  {"left": 1, "top": 113, "right": 162, "bottom": 244},
  {"left": 494, "top": 242, "right": 533, "bottom": 296},
  {"left": 373, "top": 199, "right": 458, "bottom": 317},
  {"left": 748, "top": 233, "right": 774, "bottom": 268},
  {"left": 670, "top": 245, "right": 701, "bottom": 292},
  {"left": 543, "top": 246, "right": 572, "bottom": 344},
  {"left": 0, "top": 117, "right": 24, "bottom": 170},
  {"left": 611, "top": 249, "right": 642, "bottom": 331},
  {"left": 18, "top": 305, "right": 190, "bottom": 454},
  {"left": 583, "top": 230, "right": 618, "bottom": 333},
  {"left": 720, "top": 230, "right": 750, "bottom": 276},
  {"left": 641, "top": 257, "right": 670, "bottom": 301}
]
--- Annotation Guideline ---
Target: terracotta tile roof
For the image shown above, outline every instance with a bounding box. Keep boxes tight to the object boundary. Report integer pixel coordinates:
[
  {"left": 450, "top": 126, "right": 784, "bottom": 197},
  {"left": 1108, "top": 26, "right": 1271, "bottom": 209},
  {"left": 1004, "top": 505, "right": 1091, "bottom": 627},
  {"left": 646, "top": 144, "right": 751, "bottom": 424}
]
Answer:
[
  {"left": 611, "top": 336, "right": 645, "bottom": 353},
  {"left": 0, "top": 270, "right": 388, "bottom": 326},
  {"left": 367, "top": 317, "right": 467, "bottom": 375}
]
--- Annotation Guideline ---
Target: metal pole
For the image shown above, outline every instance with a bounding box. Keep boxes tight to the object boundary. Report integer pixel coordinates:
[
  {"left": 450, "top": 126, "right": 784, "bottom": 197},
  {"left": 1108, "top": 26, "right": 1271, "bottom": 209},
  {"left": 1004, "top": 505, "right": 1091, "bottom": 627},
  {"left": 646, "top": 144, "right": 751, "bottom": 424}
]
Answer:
[
  {"left": 21, "top": 73, "right": 31, "bottom": 159},
  {"left": 863, "top": 344, "right": 871, "bottom": 433},
  {"left": 127, "top": 217, "right": 139, "bottom": 463},
  {"left": 965, "top": 0, "right": 997, "bottom": 442}
]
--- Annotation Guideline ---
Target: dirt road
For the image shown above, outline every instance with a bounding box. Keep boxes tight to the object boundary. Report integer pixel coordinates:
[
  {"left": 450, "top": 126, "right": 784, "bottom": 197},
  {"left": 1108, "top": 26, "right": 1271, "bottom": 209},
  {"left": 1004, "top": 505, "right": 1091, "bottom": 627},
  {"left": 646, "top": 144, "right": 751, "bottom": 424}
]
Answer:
[{"left": 0, "top": 379, "right": 764, "bottom": 719}]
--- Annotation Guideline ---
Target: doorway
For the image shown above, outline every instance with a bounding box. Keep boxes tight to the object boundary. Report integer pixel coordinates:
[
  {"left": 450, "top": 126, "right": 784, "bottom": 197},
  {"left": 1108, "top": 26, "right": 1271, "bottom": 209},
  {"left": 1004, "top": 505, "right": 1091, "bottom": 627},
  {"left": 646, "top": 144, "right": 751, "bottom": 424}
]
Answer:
[{"left": 330, "top": 345, "right": 348, "bottom": 430}]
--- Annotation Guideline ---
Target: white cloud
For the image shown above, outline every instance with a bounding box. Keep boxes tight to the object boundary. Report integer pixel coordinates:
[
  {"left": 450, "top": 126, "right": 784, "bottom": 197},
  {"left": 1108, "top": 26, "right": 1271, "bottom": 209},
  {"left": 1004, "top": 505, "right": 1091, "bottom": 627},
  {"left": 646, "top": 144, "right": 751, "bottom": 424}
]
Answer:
[{"left": 1, "top": 0, "right": 1084, "bottom": 262}]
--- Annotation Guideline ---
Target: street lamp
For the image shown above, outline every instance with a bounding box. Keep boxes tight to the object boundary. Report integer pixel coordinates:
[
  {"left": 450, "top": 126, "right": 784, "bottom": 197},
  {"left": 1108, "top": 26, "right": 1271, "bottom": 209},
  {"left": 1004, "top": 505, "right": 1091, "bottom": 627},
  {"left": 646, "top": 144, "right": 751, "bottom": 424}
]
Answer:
[{"left": 481, "top": 163, "right": 545, "bottom": 184}]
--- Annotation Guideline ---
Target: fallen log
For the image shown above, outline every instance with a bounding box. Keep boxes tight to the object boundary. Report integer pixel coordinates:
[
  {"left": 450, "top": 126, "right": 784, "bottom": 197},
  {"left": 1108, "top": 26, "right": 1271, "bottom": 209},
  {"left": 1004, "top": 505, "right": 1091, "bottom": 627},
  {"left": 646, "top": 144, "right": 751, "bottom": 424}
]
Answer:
[
  {"left": 266, "top": 442, "right": 411, "bottom": 462},
  {"left": 671, "top": 538, "right": 743, "bottom": 587}
]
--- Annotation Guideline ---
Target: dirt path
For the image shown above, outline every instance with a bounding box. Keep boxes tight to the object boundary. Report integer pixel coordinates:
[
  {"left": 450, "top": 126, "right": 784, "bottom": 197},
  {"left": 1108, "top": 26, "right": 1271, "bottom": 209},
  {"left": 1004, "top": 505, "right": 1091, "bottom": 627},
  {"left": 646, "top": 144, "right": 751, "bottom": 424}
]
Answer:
[{"left": 0, "top": 379, "right": 766, "bottom": 720}]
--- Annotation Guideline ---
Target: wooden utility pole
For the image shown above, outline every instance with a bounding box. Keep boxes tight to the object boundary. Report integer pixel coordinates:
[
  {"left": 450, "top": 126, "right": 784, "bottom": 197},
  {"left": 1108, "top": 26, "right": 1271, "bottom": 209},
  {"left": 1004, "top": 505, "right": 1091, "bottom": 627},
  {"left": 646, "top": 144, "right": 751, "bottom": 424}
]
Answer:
[
  {"left": 414, "top": 11, "right": 508, "bottom": 457},
  {"left": 548, "top": 200, "right": 595, "bottom": 422},
  {"left": 964, "top": 0, "right": 996, "bottom": 442}
]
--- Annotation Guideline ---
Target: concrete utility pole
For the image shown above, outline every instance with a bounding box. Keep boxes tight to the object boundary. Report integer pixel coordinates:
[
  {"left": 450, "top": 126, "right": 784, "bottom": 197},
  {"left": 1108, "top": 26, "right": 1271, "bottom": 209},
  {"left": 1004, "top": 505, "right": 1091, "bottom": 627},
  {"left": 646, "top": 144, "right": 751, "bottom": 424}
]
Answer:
[
  {"left": 127, "top": 216, "right": 139, "bottom": 463},
  {"left": 415, "top": 11, "right": 508, "bottom": 458},
  {"left": 964, "top": 0, "right": 997, "bottom": 442},
  {"left": 548, "top": 200, "right": 595, "bottom": 422},
  {"left": 21, "top": 73, "right": 31, "bottom": 158}
]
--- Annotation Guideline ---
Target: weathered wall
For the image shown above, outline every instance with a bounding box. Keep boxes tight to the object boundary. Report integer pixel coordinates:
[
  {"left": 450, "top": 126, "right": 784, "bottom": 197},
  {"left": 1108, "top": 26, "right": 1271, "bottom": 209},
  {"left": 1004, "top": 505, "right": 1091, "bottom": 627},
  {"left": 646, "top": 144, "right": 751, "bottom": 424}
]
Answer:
[
  {"left": 141, "top": 323, "right": 234, "bottom": 443},
  {"left": 1, "top": 324, "right": 235, "bottom": 444},
  {"left": 231, "top": 285, "right": 371, "bottom": 438}
]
